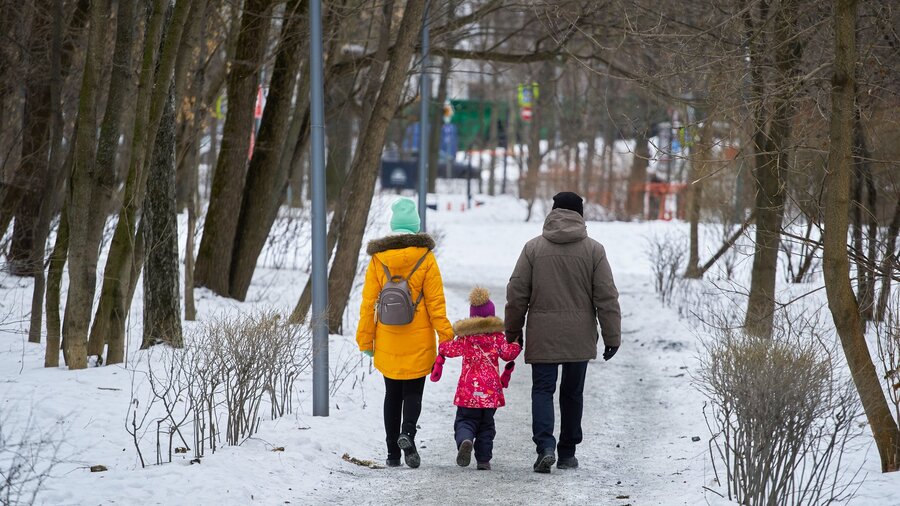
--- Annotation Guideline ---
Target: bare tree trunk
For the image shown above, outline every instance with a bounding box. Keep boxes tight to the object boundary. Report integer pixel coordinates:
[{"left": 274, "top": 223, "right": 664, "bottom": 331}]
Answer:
[
  {"left": 325, "top": 54, "right": 354, "bottom": 203},
  {"left": 8, "top": 0, "right": 53, "bottom": 277},
  {"left": 44, "top": 208, "right": 68, "bottom": 367},
  {"left": 185, "top": 184, "right": 198, "bottom": 320},
  {"left": 583, "top": 132, "right": 595, "bottom": 201},
  {"left": 62, "top": 0, "right": 107, "bottom": 369},
  {"left": 823, "top": 0, "right": 900, "bottom": 473},
  {"left": 142, "top": 79, "right": 182, "bottom": 349},
  {"left": 487, "top": 83, "right": 499, "bottom": 197},
  {"left": 428, "top": 56, "right": 451, "bottom": 194},
  {"left": 91, "top": 0, "right": 194, "bottom": 365},
  {"left": 64, "top": 0, "right": 137, "bottom": 359},
  {"left": 324, "top": 0, "right": 426, "bottom": 332},
  {"left": 524, "top": 64, "right": 553, "bottom": 222},
  {"left": 173, "top": 0, "right": 213, "bottom": 212},
  {"left": 684, "top": 122, "right": 711, "bottom": 278},
  {"left": 194, "top": 0, "right": 272, "bottom": 296},
  {"left": 282, "top": 95, "right": 310, "bottom": 208},
  {"left": 744, "top": 0, "right": 800, "bottom": 338},
  {"left": 625, "top": 129, "right": 649, "bottom": 219},
  {"left": 28, "top": 0, "right": 66, "bottom": 344},
  {"left": 228, "top": 0, "right": 308, "bottom": 301},
  {"left": 853, "top": 113, "right": 876, "bottom": 321},
  {"left": 875, "top": 195, "right": 900, "bottom": 322},
  {"left": 0, "top": 0, "right": 90, "bottom": 245}
]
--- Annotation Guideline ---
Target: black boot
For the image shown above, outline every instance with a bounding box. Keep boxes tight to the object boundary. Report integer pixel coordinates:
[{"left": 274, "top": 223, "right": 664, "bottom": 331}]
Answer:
[
  {"left": 397, "top": 433, "right": 421, "bottom": 468},
  {"left": 385, "top": 458, "right": 401, "bottom": 467},
  {"left": 557, "top": 456, "right": 578, "bottom": 469},
  {"left": 533, "top": 448, "right": 555, "bottom": 474}
]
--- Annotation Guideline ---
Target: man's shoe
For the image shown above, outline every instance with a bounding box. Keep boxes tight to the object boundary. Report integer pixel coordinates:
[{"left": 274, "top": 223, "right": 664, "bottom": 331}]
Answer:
[
  {"left": 476, "top": 461, "right": 491, "bottom": 470},
  {"left": 533, "top": 449, "right": 556, "bottom": 473},
  {"left": 385, "top": 458, "right": 401, "bottom": 467},
  {"left": 557, "top": 456, "right": 578, "bottom": 469},
  {"left": 397, "top": 434, "right": 420, "bottom": 468},
  {"left": 456, "top": 439, "right": 473, "bottom": 467}
]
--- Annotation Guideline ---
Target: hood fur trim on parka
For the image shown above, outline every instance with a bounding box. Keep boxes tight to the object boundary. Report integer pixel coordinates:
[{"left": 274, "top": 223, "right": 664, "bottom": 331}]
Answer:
[
  {"left": 452, "top": 316, "right": 505, "bottom": 337},
  {"left": 366, "top": 233, "right": 435, "bottom": 255}
]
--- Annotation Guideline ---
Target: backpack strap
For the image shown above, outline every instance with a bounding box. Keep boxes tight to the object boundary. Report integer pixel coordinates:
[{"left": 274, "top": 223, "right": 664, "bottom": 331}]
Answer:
[
  {"left": 380, "top": 259, "right": 395, "bottom": 281},
  {"left": 406, "top": 251, "right": 430, "bottom": 280},
  {"left": 407, "top": 251, "right": 430, "bottom": 307}
]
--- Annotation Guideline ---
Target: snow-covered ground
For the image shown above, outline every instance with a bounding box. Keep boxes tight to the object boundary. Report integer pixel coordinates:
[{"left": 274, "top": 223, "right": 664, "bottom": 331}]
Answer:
[{"left": 1, "top": 194, "right": 897, "bottom": 505}]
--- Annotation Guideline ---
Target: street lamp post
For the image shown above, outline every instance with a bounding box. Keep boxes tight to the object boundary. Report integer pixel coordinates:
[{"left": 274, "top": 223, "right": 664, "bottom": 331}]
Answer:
[
  {"left": 417, "top": 2, "right": 430, "bottom": 231},
  {"left": 309, "top": 0, "right": 328, "bottom": 417}
]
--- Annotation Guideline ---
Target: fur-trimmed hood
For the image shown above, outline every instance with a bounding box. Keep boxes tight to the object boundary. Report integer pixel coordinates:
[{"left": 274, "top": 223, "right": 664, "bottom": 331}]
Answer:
[
  {"left": 452, "top": 316, "right": 505, "bottom": 337},
  {"left": 366, "top": 233, "right": 435, "bottom": 255}
]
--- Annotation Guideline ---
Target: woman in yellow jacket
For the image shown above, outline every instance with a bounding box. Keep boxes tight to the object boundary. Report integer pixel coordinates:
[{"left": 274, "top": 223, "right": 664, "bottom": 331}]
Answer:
[{"left": 356, "top": 198, "right": 454, "bottom": 468}]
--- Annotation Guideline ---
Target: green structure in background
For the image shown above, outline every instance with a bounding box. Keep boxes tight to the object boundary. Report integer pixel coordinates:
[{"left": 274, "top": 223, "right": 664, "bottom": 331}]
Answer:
[
  {"left": 448, "top": 98, "right": 549, "bottom": 149},
  {"left": 449, "top": 99, "right": 508, "bottom": 149},
  {"left": 400, "top": 98, "right": 549, "bottom": 153}
]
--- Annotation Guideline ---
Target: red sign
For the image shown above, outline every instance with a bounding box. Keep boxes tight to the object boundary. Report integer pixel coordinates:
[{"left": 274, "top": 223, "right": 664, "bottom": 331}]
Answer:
[
  {"left": 520, "top": 106, "right": 532, "bottom": 122},
  {"left": 254, "top": 86, "right": 264, "bottom": 119}
]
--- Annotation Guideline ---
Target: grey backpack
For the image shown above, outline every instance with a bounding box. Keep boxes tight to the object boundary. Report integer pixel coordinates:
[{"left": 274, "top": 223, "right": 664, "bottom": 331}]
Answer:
[{"left": 377, "top": 252, "right": 430, "bottom": 326}]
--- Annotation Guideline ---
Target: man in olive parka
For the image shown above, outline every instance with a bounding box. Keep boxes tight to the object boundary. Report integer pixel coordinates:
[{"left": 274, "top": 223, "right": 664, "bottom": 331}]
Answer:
[{"left": 505, "top": 191, "right": 622, "bottom": 473}]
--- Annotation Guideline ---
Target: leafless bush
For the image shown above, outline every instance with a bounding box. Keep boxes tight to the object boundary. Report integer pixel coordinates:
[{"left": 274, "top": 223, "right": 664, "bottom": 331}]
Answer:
[
  {"left": 645, "top": 230, "right": 686, "bottom": 305},
  {"left": 130, "top": 310, "right": 311, "bottom": 466},
  {"left": 875, "top": 293, "right": 900, "bottom": 425},
  {"left": 697, "top": 311, "right": 861, "bottom": 505},
  {"left": 0, "top": 409, "right": 62, "bottom": 506}
]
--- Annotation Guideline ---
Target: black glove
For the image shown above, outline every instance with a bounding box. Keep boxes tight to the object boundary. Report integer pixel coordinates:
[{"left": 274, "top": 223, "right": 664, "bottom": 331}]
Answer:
[{"left": 603, "top": 346, "right": 618, "bottom": 361}]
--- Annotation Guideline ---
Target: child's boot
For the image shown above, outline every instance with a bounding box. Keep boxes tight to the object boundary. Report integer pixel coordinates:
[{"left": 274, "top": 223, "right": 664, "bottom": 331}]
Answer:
[
  {"left": 456, "top": 439, "right": 473, "bottom": 467},
  {"left": 476, "top": 461, "right": 491, "bottom": 470}
]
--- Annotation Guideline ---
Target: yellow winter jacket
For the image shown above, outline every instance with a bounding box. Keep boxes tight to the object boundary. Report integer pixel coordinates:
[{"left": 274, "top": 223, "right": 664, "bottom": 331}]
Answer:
[{"left": 356, "top": 233, "right": 454, "bottom": 380}]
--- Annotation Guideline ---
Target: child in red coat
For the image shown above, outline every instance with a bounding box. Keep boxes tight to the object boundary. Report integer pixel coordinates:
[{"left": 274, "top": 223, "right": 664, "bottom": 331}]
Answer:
[{"left": 436, "top": 287, "right": 521, "bottom": 470}]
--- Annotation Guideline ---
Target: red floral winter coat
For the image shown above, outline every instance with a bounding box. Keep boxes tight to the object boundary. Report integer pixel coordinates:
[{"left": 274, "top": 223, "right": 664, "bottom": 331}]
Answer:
[{"left": 439, "top": 316, "right": 522, "bottom": 409}]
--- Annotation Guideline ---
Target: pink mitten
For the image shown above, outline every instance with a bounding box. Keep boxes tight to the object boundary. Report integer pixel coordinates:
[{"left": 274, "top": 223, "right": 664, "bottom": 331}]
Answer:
[
  {"left": 430, "top": 355, "right": 446, "bottom": 382},
  {"left": 500, "top": 361, "right": 515, "bottom": 388}
]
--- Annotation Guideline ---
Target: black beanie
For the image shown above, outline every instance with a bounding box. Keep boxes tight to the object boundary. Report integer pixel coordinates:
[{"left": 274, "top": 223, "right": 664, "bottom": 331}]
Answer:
[{"left": 552, "top": 191, "right": 583, "bottom": 216}]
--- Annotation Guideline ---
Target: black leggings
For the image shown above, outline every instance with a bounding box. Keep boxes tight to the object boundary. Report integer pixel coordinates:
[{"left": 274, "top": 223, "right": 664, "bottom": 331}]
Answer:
[{"left": 383, "top": 376, "right": 426, "bottom": 459}]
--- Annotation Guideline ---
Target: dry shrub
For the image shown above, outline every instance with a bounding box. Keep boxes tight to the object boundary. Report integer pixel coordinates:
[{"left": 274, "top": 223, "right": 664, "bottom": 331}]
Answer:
[
  {"left": 645, "top": 230, "right": 686, "bottom": 305},
  {"left": 130, "top": 310, "right": 310, "bottom": 466},
  {"left": 697, "top": 312, "right": 860, "bottom": 505},
  {"left": 0, "top": 409, "right": 62, "bottom": 506}
]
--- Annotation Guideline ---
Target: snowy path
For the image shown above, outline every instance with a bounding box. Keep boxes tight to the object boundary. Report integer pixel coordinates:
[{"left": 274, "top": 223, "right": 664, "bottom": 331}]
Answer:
[
  {"left": 310, "top": 277, "right": 709, "bottom": 505},
  {"left": 3, "top": 199, "right": 896, "bottom": 505}
]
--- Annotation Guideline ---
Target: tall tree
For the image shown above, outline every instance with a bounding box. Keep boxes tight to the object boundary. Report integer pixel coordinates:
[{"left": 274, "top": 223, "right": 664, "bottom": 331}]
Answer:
[
  {"left": 7, "top": 0, "right": 54, "bottom": 277},
  {"left": 743, "top": 0, "right": 802, "bottom": 338},
  {"left": 61, "top": 0, "right": 111, "bottom": 369},
  {"left": 62, "top": 0, "right": 138, "bottom": 359},
  {"left": 193, "top": 0, "right": 273, "bottom": 296},
  {"left": 228, "top": 0, "right": 308, "bottom": 301},
  {"left": 89, "top": 0, "right": 194, "bottom": 366},
  {"left": 142, "top": 79, "right": 182, "bottom": 349},
  {"left": 822, "top": 0, "right": 900, "bottom": 473}
]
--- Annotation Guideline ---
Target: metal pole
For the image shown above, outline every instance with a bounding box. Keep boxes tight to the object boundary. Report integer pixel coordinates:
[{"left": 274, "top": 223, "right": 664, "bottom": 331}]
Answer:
[
  {"left": 417, "top": 1, "right": 430, "bottom": 231},
  {"left": 309, "top": 0, "right": 328, "bottom": 417}
]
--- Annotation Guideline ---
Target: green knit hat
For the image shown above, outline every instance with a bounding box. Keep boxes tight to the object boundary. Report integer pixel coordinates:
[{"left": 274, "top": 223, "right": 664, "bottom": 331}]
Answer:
[{"left": 390, "top": 198, "right": 421, "bottom": 234}]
